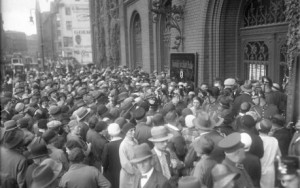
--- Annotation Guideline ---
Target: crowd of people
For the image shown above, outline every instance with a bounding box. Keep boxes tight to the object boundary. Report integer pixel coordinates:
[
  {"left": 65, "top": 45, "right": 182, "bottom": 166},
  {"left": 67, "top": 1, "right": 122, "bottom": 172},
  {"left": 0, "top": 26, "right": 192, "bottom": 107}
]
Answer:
[{"left": 1, "top": 65, "right": 300, "bottom": 188}]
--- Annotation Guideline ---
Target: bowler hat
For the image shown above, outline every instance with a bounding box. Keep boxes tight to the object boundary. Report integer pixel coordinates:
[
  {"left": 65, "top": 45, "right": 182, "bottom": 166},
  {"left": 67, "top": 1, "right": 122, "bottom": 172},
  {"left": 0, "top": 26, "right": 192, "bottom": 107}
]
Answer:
[
  {"left": 117, "top": 92, "right": 129, "bottom": 103},
  {"left": 17, "top": 117, "right": 30, "bottom": 129},
  {"left": 97, "top": 104, "right": 109, "bottom": 116},
  {"left": 131, "top": 143, "right": 153, "bottom": 163},
  {"left": 218, "top": 132, "right": 244, "bottom": 153},
  {"left": 15, "top": 103, "right": 25, "bottom": 113},
  {"left": 178, "top": 176, "right": 201, "bottom": 188},
  {"left": 240, "top": 102, "right": 251, "bottom": 113},
  {"left": 148, "top": 126, "right": 173, "bottom": 142},
  {"left": 212, "top": 164, "right": 240, "bottom": 188}
]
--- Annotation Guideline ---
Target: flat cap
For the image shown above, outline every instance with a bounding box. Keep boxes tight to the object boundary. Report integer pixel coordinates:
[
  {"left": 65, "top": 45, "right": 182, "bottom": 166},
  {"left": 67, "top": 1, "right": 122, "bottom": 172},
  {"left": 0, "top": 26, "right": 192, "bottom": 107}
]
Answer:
[
  {"left": 49, "top": 106, "right": 61, "bottom": 116},
  {"left": 218, "top": 132, "right": 244, "bottom": 153},
  {"left": 47, "top": 120, "right": 62, "bottom": 129}
]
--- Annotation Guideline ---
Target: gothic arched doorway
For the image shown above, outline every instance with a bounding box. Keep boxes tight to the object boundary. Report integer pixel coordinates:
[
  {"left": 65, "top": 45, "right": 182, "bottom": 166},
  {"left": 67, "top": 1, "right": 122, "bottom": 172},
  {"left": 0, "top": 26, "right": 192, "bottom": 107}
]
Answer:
[{"left": 130, "top": 12, "right": 143, "bottom": 69}]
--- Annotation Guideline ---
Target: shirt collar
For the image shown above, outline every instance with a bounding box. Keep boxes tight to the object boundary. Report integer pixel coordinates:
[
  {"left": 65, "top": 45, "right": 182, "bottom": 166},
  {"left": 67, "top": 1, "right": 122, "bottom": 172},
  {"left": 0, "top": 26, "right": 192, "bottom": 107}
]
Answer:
[
  {"left": 154, "top": 147, "right": 162, "bottom": 157},
  {"left": 142, "top": 167, "right": 154, "bottom": 178}
]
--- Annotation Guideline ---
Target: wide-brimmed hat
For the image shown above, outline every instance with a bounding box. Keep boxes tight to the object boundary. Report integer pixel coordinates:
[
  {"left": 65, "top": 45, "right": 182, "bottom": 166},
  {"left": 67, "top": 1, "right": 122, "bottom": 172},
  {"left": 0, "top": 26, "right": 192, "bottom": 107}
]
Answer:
[
  {"left": 192, "top": 111, "right": 214, "bottom": 132},
  {"left": 178, "top": 176, "right": 201, "bottom": 188},
  {"left": 31, "top": 163, "right": 60, "bottom": 188},
  {"left": 241, "top": 80, "right": 252, "bottom": 93},
  {"left": 218, "top": 132, "right": 244, "bottom": 153},
  {"left": 27, "top": 138, "right": 48, "bottom": 159},
  {"left": 212, "top": 164, "right": 240, "bottom": 188},
  {"left": 278, "top": 156, "right": 299, "bottom": 177},
  {"left": 131, "top": 143, "right": 153, "bottom": 163},
  {"left": 76, "top": 107, "right": 91, "bottom": 121},
  {"left": 3, "top": 128, "right": 24, "bottom": 149},
  {"left": 4, "top": 120, "right": 18, "bottom": 132},
  {"left": 148, "top": 126, "right": 173, "bottom": 142},
  {"left": 40, "top": 158, "right": 62, "bottom": 177}
]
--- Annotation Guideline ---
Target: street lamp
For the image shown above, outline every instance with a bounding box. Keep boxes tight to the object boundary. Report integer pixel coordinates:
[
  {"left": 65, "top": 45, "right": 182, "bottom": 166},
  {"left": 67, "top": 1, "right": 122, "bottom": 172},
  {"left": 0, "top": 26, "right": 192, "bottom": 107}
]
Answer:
[{"left": 30, "top": 7, "right": 45, "bottom": 72}]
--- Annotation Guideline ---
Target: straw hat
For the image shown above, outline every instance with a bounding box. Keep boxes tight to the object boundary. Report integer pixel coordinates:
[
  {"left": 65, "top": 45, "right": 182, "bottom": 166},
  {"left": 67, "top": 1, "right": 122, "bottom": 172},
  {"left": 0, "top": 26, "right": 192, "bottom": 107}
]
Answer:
[
  {"left": 178, "top": 176, "right": 201, "bottom": 188},
  {"left": 148, "top": 126, "right": 173, "bottom": 142}
]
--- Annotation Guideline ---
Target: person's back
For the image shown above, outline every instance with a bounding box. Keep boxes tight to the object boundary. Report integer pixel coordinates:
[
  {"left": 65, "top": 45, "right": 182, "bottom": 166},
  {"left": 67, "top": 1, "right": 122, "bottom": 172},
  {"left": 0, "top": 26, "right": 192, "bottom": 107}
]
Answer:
[{"left": 60, "top": 163, "right": 109, "bottom": 188}]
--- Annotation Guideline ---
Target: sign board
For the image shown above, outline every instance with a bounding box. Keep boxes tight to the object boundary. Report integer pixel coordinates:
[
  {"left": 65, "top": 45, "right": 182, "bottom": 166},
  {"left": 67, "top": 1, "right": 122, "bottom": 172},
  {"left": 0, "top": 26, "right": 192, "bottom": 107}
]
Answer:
[
  {"left": 73, "top": 29, "right": 92, "bottom": 64},
  {"left": 170, "top": 53, "right": 198, "bottom": 86}
]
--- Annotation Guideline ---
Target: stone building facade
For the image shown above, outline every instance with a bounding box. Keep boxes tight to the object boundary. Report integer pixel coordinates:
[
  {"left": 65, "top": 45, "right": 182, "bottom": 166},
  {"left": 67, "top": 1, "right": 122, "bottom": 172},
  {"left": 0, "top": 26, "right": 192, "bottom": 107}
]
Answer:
[{"left": 91, "top": 0, "right": 291, "bottom": 86}]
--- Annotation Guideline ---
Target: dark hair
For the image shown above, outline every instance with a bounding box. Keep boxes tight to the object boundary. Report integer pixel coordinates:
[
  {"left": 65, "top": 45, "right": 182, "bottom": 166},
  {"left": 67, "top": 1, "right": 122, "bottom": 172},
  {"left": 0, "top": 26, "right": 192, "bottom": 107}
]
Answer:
[
  {"left": 66, "top": 140, "right": 82, "bottom": 150},
  {"left": 68, "top": 147, "right": 85, "bottom": 163}
]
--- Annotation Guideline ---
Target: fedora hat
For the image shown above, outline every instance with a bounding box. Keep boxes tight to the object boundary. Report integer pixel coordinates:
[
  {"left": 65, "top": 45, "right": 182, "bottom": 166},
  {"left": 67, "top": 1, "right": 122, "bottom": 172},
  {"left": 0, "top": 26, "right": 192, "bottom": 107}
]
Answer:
[
  {"left": 131, "top": 143, "right": 153, "bottom": 163},
  {"left": 40, "top": 158, "right": 62, "bottom": 177},
  {"left": 178, "top": 176, "right": 201, "bottom": 188},
  {"left": 212, "top": 164, "right": 240, "bottom": 188},
  {"left": 27, "top": 138, "right": 48, "bottom": 159},
  {"left": 192, "top": 111, "right": 214, "bottom": 132},
  {"left": 31, "top": 163, "right": 60, "bottom": 188},
  {"left": 3, "top": 129, "right": 24, "bottom": 149},
  {"left": 4, "top": 120, "right": 18, "bottom": 132},
  {"left": 241, "top": 80, "right": 252, "bottom": 93},
  {"left": 107, "top": 123, "right": 121, "bottom": 136},
  {"left": 76, "top": 107, "right": 91, "bottom": 121},
  {"left": 148, "top": 126, "right": 173, "bottom": 142},
  {"left": 117, "top": 92, "right": 129, "bottom": 103}
]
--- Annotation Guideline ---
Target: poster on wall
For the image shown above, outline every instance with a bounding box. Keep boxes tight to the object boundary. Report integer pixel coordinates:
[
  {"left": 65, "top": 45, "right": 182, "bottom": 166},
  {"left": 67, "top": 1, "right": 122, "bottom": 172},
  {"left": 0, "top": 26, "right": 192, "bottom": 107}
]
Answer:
[
  {"left": 71, "top": 4, "right": 90, "bottom": 27},
  {"left": 170, "top": 53, "right": 198, "bottom": 86},
  {"left": 73, "top": 29, "right": 92, "bottom": 64}
]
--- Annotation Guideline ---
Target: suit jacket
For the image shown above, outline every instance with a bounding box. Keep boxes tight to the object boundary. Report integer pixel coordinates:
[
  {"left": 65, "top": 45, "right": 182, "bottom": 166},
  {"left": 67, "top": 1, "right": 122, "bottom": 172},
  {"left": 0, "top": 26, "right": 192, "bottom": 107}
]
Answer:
[
  {"left": 133, "top": 169, "right": 172, "bottom": 188},
  {"left": 135, "top": 122, "right": 153, "bottom": 148},
  {"left": 0, "top": 147, "right": 27, "bottom": 188},
  {"left": 59, "top": 163, "right": 111, "bottom": 188},
  {"left": 232, "top": 93, "right": 252, "bottom": 115}
]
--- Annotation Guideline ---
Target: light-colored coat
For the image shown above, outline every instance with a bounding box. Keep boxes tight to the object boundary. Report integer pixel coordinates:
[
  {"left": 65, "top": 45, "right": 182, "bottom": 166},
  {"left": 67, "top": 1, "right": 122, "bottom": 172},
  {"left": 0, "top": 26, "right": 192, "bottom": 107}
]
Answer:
[{"left": 119, "top": 137, "right": 138, "bottom": 188}]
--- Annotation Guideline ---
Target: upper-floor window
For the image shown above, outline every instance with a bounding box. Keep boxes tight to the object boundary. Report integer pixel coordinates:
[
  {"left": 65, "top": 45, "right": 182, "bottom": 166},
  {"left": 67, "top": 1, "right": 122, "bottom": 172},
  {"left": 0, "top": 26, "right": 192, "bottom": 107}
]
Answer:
[
  {"left": 66, "top": 21, "right": 72, "bottom": 30},
  {"left": 65, "top": 7, "right": 71, "bottom": 15},
  {"left": 63, "top": 37, "right": 73, "bottom": 47}
]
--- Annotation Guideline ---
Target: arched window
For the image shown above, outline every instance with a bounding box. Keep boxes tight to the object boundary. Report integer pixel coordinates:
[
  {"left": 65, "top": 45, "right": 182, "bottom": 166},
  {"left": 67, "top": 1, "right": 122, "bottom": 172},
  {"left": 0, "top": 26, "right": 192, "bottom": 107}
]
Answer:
[{"left": 131, "top": 13, "right": 142, "bottom": 69}]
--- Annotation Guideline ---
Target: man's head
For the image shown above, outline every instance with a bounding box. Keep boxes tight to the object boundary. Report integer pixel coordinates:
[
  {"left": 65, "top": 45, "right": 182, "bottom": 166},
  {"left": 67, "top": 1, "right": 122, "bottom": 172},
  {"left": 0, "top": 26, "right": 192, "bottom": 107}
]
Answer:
[
  {"left": 131, "top": 143, "right": 153, "bottom": 174},
  {"left": 278, "top": 156, "right": 300, "bottom": 188},
  {"left": 218, "top": 132, "right": 246, "bottom": 163},
  {"left": 149, "top": 126, "right": 173, "bottom": 152}
]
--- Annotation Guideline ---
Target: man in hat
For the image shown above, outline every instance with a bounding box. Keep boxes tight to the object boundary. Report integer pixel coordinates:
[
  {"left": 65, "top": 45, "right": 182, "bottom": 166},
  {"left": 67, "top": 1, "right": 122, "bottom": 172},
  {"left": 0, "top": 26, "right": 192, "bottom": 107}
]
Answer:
[
  {"left": 25, "top": 138, "right": 50, "bottom": 188},
  {"left": 48, "top": 88, "right": 58, "bottom": 106},
  {"left": 278, "top": 156, "right": 300, "bottom": 188},
  {"left": 250, "top": 90, "right": 278, "bottom": 121},
  {"left": 59, "top": 147, "right": 111, "bottom": 188},
  {"left": 218, "top": 132, "right": 255, "bottom": 188},
  {"left": 232, "top": 80, "right": 253, "bottom": 116},
  {"left": 131, "top": 143, "right": 171, "bottom": 188},
  {"left": 1, "top": 97, "right": 13, "bottom": 123},
  {"left": 149, "top": 126, "right": 184, "bottom": 187},
  {"left": 1, "top": 121, "right": 27, "bottom": 188}
]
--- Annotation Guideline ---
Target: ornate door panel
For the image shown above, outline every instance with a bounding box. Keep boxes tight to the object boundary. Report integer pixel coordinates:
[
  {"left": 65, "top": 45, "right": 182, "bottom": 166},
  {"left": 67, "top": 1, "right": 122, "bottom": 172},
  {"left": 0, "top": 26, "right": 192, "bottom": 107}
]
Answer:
[
  {"left": 132, "top": 14, "right": 143, "bottom": 69},
  {"left": 240, "top": 0, "right": 287, "bottom": 82}
]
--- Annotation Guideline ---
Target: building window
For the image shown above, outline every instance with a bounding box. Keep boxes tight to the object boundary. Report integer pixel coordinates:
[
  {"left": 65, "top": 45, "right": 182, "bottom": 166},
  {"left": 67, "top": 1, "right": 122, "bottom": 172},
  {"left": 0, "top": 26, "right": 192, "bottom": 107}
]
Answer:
[
  {"left": 244, "top": 41, "right": 269, "bottom": 80},
  {"left": 56, "top": 20, "right": 60, "bottom": 27},
  {"left": 65, "top": 7, "right": 71, "bottom": 15},
  {"left": 66, "top": 21, "right": 72, "bottom": 30},
  {"left": 131, "top": 12, "right": 143, "bottom": 69},
  {"left": 58, "top": 42, "right": 62, "bottom": 47},
  {"left": 63, "top": 37, "right": 73, "bottom": 47},
  {"left": 57, "top": 30, "right": 61, "bottom": 36}
]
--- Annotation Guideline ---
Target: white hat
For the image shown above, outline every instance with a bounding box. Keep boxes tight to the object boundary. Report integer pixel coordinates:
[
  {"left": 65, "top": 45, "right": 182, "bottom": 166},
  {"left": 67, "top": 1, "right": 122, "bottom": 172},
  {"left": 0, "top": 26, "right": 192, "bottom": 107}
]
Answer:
[
  {"left": 240, "top": 132, "right": 252, "bottom": 152},
  {"left": 224, "top": 78, "right": 236, "bottom": 88},
  {"left": 107, "top": 123, "right": 121, "bottom": 136},
  {"left": 185, "top": 115, "right": 196, "bottom": 128}
]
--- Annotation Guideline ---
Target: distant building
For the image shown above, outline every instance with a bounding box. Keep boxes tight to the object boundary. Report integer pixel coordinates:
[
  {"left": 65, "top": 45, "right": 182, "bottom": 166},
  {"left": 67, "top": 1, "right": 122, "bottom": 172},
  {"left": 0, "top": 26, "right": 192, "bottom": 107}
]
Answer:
[
  {"left": 26, "top": 34, "right": 38, "bottom": 58},
  {"left": 3, "top": 31, "right": 27, "bottom": 54},
  {"left": 51, "top": 0, "right": 92, "bottom": 65}
]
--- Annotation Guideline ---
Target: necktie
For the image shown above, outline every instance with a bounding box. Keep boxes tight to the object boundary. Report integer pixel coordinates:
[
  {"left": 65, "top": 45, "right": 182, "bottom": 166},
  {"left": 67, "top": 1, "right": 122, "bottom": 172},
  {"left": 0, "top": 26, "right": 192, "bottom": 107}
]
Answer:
[
  {"left": 161, "top": 152, "right": 171, "bottom": 179},
  {"left": 235, "top": 163, "right": 244, "bottom": 170}
]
